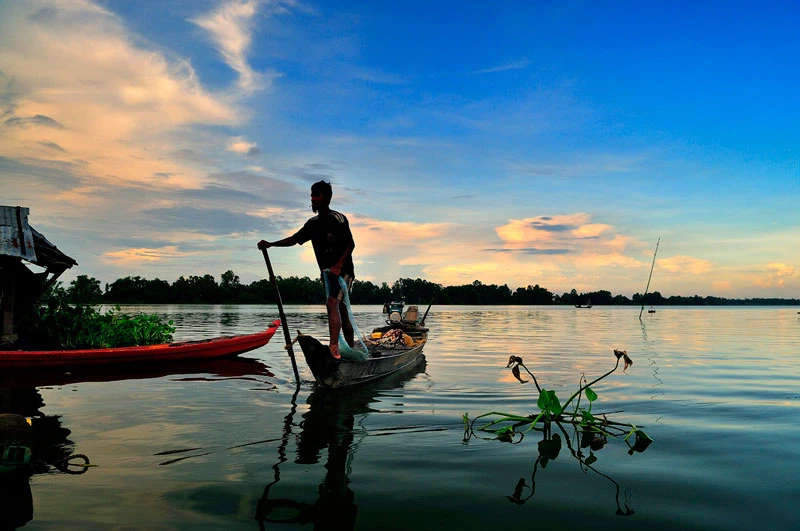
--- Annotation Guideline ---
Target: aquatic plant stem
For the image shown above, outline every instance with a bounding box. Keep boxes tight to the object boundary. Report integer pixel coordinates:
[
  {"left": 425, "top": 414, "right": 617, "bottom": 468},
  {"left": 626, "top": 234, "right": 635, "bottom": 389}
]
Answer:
[
  {"left": 516, "top": 361, "right": 542, "bottom": 392},
  {"left": 560, "top": 357, "right": 622, "bottom": 413}
]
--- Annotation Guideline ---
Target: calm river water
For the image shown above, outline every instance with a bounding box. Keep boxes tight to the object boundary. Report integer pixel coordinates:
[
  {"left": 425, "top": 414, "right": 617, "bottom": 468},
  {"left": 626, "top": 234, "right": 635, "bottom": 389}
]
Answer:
[{"left": 2, "top": 305, "right": 799, "bottom": 530}]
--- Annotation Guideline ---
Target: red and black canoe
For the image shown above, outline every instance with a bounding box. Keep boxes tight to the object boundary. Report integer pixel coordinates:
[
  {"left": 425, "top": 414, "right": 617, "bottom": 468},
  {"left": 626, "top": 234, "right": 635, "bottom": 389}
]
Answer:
[{"left": 0, "top": 319, "right": 280, "bottom": 369}]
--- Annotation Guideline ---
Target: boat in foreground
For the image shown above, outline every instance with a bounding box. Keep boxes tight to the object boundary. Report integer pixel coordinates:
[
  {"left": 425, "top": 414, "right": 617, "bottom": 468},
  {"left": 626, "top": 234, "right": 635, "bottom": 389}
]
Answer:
[
  {"left": 297, "top": 333, "right": 426, "bottom": 389},
  {"left": 0, "top": 319, "right": 280, "bottom": 369}
]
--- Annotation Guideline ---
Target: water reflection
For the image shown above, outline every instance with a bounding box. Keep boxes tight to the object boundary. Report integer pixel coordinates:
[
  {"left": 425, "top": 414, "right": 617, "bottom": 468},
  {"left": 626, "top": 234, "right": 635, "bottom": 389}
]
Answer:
[
  {"left": 0, "top": 388, "right": 90, "bottom": 530},
  {"left": 505, "top": 422, "right": 644, "bottom": 516},
  {"left": 0, "top": 357, "right": 276, "bottom": 389},
  {"left": 255, "top": 360, "right": 427, "bottom": 530}
]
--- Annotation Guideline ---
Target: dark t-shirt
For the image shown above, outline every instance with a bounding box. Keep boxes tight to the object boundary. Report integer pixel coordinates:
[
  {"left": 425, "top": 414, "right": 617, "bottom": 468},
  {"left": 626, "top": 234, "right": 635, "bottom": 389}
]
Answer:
[{"left": 292, "top": 210, "right": 355, "bottom": 277}]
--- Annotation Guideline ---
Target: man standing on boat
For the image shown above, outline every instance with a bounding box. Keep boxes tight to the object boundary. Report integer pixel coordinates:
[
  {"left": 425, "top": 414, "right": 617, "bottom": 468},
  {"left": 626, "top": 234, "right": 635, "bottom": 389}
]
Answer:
[{"left": 257, "top": 180, "right": 355, "bottom": 359}]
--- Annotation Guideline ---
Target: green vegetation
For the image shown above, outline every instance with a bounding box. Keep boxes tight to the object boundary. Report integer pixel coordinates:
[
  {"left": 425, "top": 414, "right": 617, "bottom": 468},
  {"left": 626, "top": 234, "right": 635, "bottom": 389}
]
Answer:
[
  {"left": 463, "top": 349, "right": 653, "bottom": 516},
  {"left": 22, "top": 286, "right": 175, "bottom": 350},
  {"left": 463, "top": 351, "right": 652, "bottom": 514},
  {"left": 61, "top": 273, "right": 800, "bottom": 306},
  {"left": 464, "top": 350, "right": 651, "bottom": 451}
]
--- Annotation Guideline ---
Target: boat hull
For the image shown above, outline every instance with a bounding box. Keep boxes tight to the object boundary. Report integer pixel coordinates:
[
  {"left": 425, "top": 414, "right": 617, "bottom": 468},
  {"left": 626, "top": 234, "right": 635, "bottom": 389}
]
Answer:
[
  {"left": 0, "top": 320, "right": 280, "bottom": 369},
  {"left": 297, "top": 334, "right": 426, "bottom": 388}
]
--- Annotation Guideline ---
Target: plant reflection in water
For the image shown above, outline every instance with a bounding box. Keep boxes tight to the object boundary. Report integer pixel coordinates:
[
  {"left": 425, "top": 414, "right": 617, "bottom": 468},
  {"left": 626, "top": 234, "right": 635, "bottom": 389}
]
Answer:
[
  {"left": 255, "top": 359, "right": 427, "bottom": 530},
  {"left": 463, "top": 350, "right": 653, "bottom": 517}
]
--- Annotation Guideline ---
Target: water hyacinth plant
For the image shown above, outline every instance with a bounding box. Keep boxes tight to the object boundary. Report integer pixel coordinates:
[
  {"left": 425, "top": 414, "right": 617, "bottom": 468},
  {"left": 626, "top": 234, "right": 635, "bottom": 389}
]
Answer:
[
  {"left": 463, "top": 349, "right": 652, "bottom": 455},
  {"left": 463, "top": 349, "right": 653, "bottom": 515},
  {"left": 22, "top": 290, "right": 175, "bottom": 349}
]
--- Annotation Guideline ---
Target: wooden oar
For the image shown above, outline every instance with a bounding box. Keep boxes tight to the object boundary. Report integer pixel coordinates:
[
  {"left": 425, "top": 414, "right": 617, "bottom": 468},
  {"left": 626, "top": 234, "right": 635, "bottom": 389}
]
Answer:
[{"left": 261, "top": 248, "right": 300, "bottom": 384}]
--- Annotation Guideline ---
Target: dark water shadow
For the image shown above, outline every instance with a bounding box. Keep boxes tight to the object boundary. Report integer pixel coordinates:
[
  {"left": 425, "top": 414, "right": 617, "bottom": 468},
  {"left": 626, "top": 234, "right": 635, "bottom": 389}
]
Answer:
[
  {"left": 255, "top": 358, "right": 427, "bottom": 530},
  {"left": 0, "top": 356, "right": 276, "bottom": 389},
  {"left": 0, "top": 388, "right": 90, "bottom": 530}
]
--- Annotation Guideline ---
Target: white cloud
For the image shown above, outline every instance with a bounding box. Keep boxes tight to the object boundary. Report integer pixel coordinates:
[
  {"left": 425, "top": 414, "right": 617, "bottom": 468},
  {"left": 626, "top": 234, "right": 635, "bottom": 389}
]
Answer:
[
  {"left": 192, "top": 0, "right": 268, "bottom": 92},
  {"left": 0, "top": 0, "right": 241, "bottom": 194},
  {"left": 228, "top": 136, "right": 259, "bottom": 154},
  {"left": 659, "top": 255, "right": 714, "bottom": 275}
]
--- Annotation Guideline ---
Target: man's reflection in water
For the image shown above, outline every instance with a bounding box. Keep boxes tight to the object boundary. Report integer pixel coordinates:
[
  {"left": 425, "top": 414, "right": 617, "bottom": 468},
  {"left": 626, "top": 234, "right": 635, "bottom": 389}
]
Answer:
[
  {"left": 297, "top": 389, "right": 359, "bottom": 529},
  {"left": 256, "top": 361, "right": 426, "bottom": 530}
]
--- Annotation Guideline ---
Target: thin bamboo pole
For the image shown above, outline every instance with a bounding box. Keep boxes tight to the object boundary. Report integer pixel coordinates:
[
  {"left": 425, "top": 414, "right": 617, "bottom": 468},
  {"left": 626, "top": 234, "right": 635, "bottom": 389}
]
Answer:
[{"left": 639, "top": 237, "right": 660, "bottom": 320}]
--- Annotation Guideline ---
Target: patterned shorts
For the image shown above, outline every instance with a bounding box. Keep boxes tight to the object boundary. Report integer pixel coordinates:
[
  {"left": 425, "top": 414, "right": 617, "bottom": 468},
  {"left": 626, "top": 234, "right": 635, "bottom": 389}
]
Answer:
[{"left": 323, "top": 271, "right": 353, "bottom": 301}]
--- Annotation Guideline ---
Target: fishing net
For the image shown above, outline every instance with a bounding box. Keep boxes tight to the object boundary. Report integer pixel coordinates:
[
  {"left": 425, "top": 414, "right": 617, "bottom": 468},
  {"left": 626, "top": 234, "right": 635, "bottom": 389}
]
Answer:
[{"left": 323, "top": 272, "right": 369, "bottom": 361}]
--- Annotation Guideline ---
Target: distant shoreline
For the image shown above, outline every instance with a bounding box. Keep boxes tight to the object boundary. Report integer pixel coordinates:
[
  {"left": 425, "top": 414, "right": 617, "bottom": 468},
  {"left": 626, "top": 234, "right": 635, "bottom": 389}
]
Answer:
[{"left": 59, "top": 273, "right": 800, "bottom": 307}]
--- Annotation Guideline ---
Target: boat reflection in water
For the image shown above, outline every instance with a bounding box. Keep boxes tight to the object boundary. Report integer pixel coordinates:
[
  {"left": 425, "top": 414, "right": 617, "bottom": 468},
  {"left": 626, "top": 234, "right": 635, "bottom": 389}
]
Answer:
[
  {"left": 0, "top": 356, "right": 277, "bottom": 389},
  {"left": 0, "top": 387, "right": 90, "bottom": 530},
  {"left": 256, "top": 358, "right": 427, "bottom": 530},
  {"left": 0, "top": 356, "right": 276, "bottom": 529}
]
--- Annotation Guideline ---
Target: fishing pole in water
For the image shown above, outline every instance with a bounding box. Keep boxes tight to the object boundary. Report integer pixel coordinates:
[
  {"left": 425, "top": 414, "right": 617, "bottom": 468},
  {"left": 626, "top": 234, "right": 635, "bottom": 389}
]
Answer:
[{"left": 639, "top": 237, "right": 660, "bottom": 321}]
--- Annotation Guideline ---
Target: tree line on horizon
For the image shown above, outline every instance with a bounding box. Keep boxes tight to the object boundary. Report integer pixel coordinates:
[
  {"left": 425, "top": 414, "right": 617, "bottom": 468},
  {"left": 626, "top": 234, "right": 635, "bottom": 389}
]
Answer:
[{"left": 57, "top": 272, "right": 800, "bottom": 307}]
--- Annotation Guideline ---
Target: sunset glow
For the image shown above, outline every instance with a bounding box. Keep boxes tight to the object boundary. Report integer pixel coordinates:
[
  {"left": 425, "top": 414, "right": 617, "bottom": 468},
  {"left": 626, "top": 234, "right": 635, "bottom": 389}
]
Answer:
[{"left": 2, "top": 0, "right": 798, "bottom": 298}]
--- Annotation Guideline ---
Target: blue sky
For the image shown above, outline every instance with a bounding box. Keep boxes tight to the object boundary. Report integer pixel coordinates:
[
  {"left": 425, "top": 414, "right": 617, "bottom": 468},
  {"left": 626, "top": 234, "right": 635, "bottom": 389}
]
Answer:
[{"left": 1, "top": 0, "right": 798, "bottom": 298}]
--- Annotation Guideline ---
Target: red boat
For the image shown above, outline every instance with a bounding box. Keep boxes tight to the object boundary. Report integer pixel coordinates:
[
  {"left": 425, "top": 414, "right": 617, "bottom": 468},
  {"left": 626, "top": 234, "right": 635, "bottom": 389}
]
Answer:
[{"left": 0, "top": 320, "right": 280, "bottom": 369}]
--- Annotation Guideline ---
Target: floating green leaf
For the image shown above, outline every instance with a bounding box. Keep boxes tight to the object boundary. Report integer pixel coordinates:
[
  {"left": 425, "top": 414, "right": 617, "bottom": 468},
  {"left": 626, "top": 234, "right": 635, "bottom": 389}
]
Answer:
[
  {"left": 537, "top": 389, "right": 562, "bottom": 416},
  {"left": 585, "top": 387, "right": 598, "bottom": 402}
]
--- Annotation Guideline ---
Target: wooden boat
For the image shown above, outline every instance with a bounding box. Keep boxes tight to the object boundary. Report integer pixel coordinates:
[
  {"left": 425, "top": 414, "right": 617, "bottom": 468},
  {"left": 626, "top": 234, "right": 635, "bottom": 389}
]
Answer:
[
  {"left": 648, "top": 306, "right": 656, "bottom": 314},
  {"left": 575, "top": 298, "right": 593, "bottom": 308},
  {"left": 296, "top": 333, "right": 426, "bottom": 389},
  {"left": 0, "top": 320, "right": 280, "bottom": 369}
]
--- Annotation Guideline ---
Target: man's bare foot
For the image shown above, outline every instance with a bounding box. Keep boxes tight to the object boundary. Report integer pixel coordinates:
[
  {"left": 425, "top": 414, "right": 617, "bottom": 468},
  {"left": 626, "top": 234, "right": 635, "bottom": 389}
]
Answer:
[{"left": 329, "top": 344, "right": 341, "bottom": 359}]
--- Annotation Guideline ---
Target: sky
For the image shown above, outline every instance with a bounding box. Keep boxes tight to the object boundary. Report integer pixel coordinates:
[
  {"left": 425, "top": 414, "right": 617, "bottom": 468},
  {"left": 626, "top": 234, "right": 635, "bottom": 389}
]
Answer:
[{"left": 1, "top": 0, "right": 798, "bottom": 298}]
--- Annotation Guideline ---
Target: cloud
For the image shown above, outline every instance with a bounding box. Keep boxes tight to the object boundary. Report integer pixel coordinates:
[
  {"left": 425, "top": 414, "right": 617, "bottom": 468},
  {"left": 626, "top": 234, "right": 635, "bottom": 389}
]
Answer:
[
  {"left": 753, "top": 262, "right": 796, "bottom": 288},
  {"left": 191, "top": 0, "right": 276, "bottom": 92},
  {"left": 227, "top": 136, "right": 259, "bottom": 154},
  {"left": 495, "top": 214, "right": 614, "bottom": 251},
  {"left": 470, "top": 58, "right": 530, "bottom": 75},
  {"left": 36, "top": 141, "right": 67, "bottom": 152},
  {"left": 350, "top": 215, "right": 454, "bottom": 256},
  {"left": 5, "top": 114, "right": 64, "bottom": 129},
  {"left": 511, "top": 153, "right": 649, "bottom": 178},
  {"left": 141, "top": 206, "right": 271, "bottom": 235},
  {"left": 659, "top": 255, "right": 714, "bottom": 275},
  {"left": 102, "top": 246, "right": 188, "bottom": 264},
  {"left": 0, "top": 0, "right": 241, "bottom": 198}
]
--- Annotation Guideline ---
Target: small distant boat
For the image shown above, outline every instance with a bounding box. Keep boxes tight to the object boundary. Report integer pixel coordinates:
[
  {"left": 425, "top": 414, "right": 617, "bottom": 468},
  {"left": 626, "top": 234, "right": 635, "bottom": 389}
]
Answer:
[
  {"left": 0, "top": 320, "right": 280, "bottom": 369},
  {"left": 575, "top": 298, "right": 593, "bottom": 309},
  {"left": 648, "top": 306, "right": 656, "bottom": 314}
]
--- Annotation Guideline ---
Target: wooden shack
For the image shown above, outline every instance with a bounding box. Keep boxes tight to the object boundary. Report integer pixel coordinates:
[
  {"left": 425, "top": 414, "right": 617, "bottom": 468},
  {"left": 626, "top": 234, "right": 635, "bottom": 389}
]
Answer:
[{"left": 0, "top": 206, "right": 77, "bottom": 345}]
